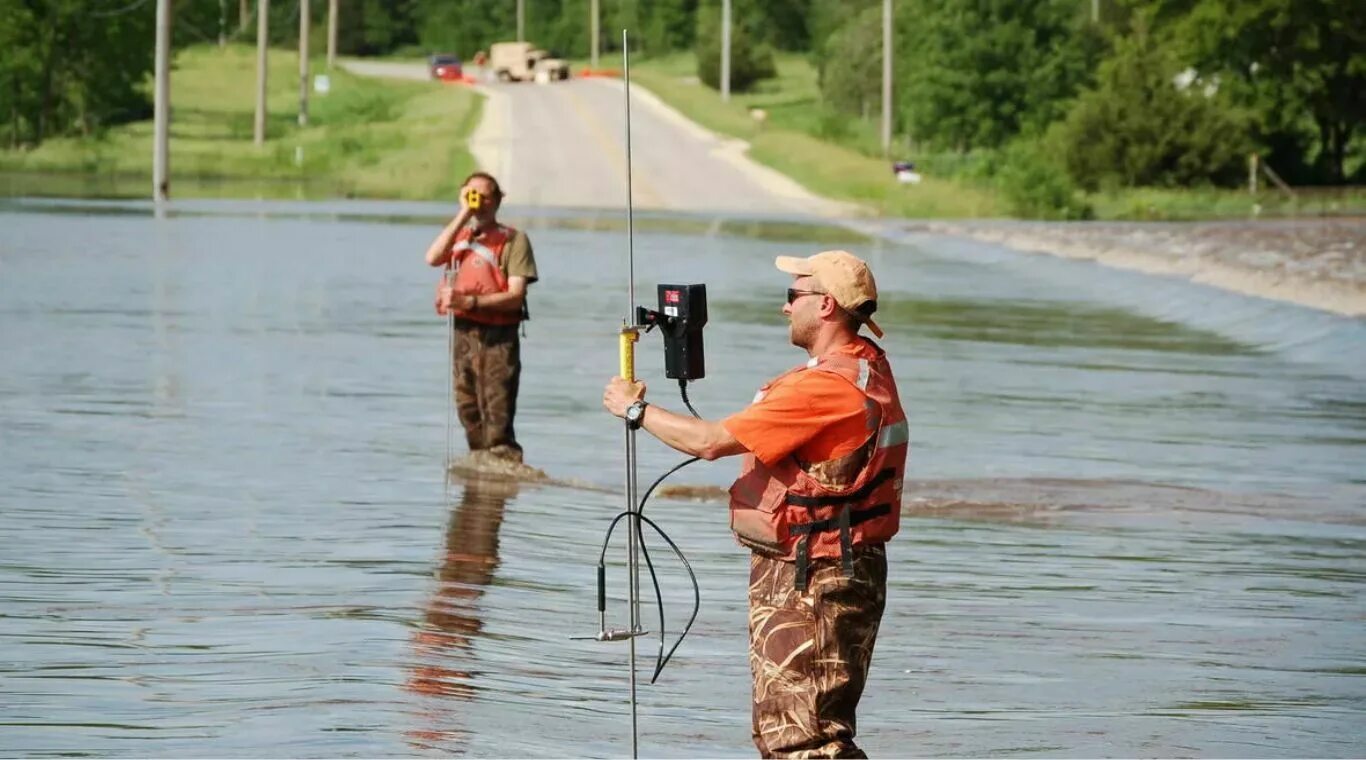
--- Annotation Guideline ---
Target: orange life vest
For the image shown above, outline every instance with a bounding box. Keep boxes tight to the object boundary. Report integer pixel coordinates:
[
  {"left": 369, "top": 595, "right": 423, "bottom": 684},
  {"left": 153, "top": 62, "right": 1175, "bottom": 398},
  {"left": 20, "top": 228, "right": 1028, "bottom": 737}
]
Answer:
[
  {"left": 728, "top": 339, "right": 908, "bottom": 589},
  {"left": 446, "top": 223, "right": 521, "bottom": 326}
]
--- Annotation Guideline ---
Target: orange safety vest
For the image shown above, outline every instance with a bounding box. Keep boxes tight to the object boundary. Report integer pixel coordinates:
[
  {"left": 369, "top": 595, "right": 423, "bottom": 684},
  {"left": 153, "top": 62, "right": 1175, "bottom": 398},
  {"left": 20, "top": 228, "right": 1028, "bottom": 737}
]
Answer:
[
  {"left": 728, "top": 340, "right": 909, "bottom": 590},
  {"left": 445, "top": 223, "right": 521, "bottom": 326}
]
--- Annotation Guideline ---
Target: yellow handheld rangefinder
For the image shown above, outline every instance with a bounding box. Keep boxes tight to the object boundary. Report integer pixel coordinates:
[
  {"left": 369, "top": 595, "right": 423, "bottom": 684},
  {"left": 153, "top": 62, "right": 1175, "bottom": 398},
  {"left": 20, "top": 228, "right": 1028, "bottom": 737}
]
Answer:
[{"left": 463, "top": 188, "right": 483, "bottom": 211}]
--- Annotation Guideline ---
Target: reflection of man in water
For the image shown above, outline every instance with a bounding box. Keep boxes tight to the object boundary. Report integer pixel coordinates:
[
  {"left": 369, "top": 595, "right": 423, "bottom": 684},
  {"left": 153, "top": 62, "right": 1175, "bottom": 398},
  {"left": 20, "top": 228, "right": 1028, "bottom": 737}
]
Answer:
[{"left": 407, "top": 479, "right": 515, "bottom": 709}]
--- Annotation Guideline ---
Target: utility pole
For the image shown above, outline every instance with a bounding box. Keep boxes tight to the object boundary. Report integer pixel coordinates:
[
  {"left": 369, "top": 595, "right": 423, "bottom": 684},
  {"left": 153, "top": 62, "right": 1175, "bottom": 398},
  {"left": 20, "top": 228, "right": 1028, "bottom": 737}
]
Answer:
[
  {"left": 327, "top": 0, "right": 338, "bottom": 68},
  {"left": 1091, "top": 0, "right": 1099, "bottom": 23},
  {"left": 153, "top": 0, "right": 172, "bottom": 202},
  {"left": 254, "top": 0, "right": 268, "bottom": 146},
  {"left": 218, "top": 0, "right": 226, "bottom": 46},
  {"left": 298, "top": 0, "right": 309, "bottom": 127},
  {"left": 517, "top": 0, "right": 524, "bottom": 42},
  {"left": 590, "top": 0, "right": 599, "bottom": 70},
  {"left": 881, "top": 0, "right": 892, "bottom": 155},
  {"left": 720, "top": 0, "right": 731, "bottom": 102},
  {"left": 240, "top": 0, "right": 249, "bottom": 31}
]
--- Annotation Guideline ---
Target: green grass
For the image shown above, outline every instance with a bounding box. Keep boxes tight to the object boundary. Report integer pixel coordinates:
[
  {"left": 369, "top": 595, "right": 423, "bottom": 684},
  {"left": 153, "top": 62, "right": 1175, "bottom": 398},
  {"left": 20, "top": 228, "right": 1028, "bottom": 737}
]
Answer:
[
  {"left": 0, "top": 44, "right": 481, "bottom": 199},
  {"left": 630, "top": 52, "right": 1005, "bottom": 219},
  {"left": 630, "top": 51, "right": 1366, "bottom": 221}
]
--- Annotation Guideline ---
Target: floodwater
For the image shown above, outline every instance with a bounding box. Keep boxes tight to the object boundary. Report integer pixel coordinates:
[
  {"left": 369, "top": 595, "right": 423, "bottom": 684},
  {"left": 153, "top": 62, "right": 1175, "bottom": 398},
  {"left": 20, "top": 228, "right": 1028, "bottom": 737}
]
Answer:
[{"left": 2, "top": 198, "right": 1364, "bottom": 758}]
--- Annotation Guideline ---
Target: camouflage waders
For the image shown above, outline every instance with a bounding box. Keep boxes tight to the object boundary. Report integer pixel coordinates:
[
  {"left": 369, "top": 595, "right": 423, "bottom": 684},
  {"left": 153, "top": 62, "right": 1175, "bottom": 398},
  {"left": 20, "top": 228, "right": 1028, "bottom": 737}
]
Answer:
[
  {"left": 748, "top": 544, "right": 887, "bottom": 759},
  {"left": 452, "top": 320, "right": 522, "bottom": 459}
]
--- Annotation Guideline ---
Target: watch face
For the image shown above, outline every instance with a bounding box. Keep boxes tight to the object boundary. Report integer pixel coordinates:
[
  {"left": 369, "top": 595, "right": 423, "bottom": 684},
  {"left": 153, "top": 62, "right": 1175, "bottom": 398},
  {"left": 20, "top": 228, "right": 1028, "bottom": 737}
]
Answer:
[{"left": 627, "top": 401, "right": 644, "bottom": 421}]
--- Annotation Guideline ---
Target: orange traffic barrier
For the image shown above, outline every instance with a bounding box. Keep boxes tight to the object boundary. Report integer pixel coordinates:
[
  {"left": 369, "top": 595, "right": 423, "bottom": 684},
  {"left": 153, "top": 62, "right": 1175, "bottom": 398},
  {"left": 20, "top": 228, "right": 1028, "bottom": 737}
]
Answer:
[{"left": 577, "top": 68, "right": 622, "bottom": 78}]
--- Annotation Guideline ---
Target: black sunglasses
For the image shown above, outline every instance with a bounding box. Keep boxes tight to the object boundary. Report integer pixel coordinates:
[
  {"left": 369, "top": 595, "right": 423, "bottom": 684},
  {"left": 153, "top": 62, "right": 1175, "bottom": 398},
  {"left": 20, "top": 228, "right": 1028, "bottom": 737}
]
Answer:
[{"left": 786, "top": 288, "right": 827, "bottom": 305}]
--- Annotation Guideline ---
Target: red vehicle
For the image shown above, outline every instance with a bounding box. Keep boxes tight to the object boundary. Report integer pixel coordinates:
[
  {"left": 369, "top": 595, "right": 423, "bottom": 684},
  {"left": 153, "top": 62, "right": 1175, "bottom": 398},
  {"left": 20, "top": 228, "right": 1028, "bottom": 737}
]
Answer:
[{"left": 428, "top": 54, "right": 463, "bottom": 81}]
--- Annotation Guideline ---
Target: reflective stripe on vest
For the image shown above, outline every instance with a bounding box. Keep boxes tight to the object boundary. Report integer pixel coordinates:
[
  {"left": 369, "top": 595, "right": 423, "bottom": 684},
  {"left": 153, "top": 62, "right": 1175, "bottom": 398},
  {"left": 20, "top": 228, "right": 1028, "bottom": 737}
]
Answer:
[
  {"left": 878, "top": 419, "right": 909, "bottom": 449},
  {"left": 449, "top": 225, "right": 520, "bottom": 326},
  {"left": 452, "top": 239, "right": 500, "bottom": 269}
]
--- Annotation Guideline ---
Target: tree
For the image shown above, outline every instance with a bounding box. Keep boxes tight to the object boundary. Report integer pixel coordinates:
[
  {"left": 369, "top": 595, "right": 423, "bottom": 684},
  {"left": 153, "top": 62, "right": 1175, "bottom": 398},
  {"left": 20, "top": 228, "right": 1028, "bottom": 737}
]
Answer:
[
  {"left": 694, "top": 0, "right": 776, "bottom": 93},
  {"left": 895, "top": 0, "right": 1102, "bottom": 151},
  {"left": 1143, "top": 0, "right": 1365, "bottom": 183},
  {"left": 641, "top": 0, "right": 698, "bottom": 56},
  {"left": 741, "top": 0, "right": 812, "bottom": 51},
  {"left": 1053, "top": 23, "right": 1251, "bottom": 189},
  {"left": 340, "top": 0, "right": 420, "bottom": 56},
  {"left": 416, "top": 0, "right": 513, "bottom": 59},
  {"left": 816, "top": 6, "right": 881, "bottom": 120},
  {"left": 0, "top": 0, "right": 155, "bottom": 145}
]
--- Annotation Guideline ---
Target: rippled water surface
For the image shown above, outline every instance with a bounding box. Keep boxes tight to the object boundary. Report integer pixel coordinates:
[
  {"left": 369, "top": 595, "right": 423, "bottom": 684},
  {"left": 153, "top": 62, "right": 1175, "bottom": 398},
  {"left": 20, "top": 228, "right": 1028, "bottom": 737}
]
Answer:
[{"left": 2, "top": 199, "right": 1364, "bottom": 757}]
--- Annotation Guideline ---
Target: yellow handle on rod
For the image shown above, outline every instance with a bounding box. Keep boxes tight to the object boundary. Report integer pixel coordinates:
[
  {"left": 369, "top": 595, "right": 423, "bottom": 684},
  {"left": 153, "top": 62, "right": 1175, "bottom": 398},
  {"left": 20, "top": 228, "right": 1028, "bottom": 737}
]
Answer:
[{"left": 619, "top": 325, "right": 639, "bottom": 383}]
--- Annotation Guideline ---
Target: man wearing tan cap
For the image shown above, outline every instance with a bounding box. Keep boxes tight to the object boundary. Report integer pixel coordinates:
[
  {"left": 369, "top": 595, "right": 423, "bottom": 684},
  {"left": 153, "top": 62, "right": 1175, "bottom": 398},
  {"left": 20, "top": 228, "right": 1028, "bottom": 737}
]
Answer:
[{"left": 604, "top": 250, "right": 909, "bottom": 758}]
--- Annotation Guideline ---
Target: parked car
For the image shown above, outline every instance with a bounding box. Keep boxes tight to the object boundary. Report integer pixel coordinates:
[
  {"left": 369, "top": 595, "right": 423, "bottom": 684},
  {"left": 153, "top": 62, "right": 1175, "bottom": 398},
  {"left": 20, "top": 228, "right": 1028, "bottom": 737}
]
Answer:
[{"left": 428, "top": 54, "right": 463, "bottom": 81}]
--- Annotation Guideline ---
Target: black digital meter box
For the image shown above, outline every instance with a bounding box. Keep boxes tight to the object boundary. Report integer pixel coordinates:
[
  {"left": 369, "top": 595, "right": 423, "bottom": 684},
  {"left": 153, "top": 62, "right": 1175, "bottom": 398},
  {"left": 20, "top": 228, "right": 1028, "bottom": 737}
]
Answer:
[{"left": 637, "top": 284, "right": 707, "bottom": 381}]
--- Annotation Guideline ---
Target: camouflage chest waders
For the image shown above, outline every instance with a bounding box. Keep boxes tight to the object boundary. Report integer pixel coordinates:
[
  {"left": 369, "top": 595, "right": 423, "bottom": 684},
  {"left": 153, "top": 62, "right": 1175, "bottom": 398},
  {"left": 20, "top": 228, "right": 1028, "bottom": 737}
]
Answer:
[
  {"left": 452, "top": 319, "right": 522, "bottom": 459},
  {"left": 748, "top": 544, "right": 887, "bottom": 759}
]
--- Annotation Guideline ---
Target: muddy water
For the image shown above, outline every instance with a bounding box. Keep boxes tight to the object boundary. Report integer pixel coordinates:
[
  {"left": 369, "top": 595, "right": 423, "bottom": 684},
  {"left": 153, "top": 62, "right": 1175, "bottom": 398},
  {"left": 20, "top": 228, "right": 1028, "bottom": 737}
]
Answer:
[{"left": 2, "top": 198, "right": 1363, "bottom": 757}]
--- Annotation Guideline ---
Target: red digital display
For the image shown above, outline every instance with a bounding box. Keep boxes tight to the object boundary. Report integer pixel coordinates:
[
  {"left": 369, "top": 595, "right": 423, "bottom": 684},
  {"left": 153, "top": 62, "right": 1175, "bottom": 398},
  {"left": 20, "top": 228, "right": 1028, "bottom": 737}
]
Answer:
[{"left": 665, "top": 290, "right": 680, "bottom": 303}]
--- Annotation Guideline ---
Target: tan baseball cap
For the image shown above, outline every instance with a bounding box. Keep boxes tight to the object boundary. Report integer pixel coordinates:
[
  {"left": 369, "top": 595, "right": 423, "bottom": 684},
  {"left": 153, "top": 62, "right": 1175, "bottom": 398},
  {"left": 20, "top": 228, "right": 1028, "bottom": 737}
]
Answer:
[{"left": 775, "top": 250, "right": 883, "bottom": 338}]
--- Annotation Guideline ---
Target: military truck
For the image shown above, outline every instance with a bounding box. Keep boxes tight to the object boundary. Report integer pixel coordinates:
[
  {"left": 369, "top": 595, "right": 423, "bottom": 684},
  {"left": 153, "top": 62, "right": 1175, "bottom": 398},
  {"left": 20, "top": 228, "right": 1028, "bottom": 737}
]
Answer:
[
  {"left": 530, "top": 49, "right": 571, "bottom": 81},
  {"left": 488, "top": 41, "right": 570, "bottom": 82}
]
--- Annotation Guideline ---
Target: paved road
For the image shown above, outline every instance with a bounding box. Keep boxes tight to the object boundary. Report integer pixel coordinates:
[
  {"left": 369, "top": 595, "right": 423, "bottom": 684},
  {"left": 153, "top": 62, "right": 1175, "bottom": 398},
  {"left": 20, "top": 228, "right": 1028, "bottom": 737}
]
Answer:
[{"left": 342, "top": 60, "right": 844, "bottom": 216}]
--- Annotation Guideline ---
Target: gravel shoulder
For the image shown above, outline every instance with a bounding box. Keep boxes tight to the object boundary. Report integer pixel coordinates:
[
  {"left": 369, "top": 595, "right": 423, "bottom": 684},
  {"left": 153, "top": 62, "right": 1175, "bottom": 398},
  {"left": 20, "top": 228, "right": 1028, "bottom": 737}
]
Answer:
[{"left": 913, "top": 218, "right": 1366, "bottom": 317}]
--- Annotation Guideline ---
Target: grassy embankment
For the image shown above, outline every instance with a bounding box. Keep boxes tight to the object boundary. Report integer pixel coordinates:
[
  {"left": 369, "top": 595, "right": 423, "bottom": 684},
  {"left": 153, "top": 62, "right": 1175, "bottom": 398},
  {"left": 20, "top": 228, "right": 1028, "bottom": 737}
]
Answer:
[
  {"left": 630, "top": 52, "right": 1004, "bottom": 219},
  {"left": 630, "top": 52, "right": 1366, "bottom": 221},
  {"left": 0, "top": 44, "right": 480, "bottom": 199}
]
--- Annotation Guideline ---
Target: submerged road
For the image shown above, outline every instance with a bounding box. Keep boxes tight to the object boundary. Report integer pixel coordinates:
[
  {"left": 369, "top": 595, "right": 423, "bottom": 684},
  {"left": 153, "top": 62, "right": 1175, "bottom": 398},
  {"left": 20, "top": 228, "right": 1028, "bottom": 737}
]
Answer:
[{"left": 341, "top": 60, "right": 849, "bottom": 216}]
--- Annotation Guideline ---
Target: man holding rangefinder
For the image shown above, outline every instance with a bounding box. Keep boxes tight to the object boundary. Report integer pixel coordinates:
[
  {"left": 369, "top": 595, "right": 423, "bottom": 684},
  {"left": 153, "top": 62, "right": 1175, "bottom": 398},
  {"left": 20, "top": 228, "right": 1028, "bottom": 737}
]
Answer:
[{"left": 425, "top": 172, "right": 538, "bottom": 463}]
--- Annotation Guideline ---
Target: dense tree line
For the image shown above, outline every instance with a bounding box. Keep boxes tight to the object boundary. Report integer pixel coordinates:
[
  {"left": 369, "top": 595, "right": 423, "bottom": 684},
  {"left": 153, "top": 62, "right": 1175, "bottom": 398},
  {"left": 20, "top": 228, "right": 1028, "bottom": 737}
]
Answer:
[
  {"left": 2, "top": 0, "right": 154, "bottom": 146},
  {"left": 3, "top": 0, "right": 1360, "bottom": 191}
]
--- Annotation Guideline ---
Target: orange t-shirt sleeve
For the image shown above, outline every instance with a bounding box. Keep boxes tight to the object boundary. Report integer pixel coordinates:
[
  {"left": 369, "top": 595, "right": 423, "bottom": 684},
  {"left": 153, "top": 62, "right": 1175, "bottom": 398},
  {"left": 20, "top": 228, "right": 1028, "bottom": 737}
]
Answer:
[{"left": 723, "top": 372, "right": 869, "bottom": 467}]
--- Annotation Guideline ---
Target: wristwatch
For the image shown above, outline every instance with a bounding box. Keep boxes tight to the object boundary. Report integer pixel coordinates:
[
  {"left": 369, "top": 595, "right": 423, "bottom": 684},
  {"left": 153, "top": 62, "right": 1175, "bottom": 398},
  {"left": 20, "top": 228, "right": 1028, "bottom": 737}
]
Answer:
[{"left": 624, "top": 399, "right": 649, "bottom": 429}]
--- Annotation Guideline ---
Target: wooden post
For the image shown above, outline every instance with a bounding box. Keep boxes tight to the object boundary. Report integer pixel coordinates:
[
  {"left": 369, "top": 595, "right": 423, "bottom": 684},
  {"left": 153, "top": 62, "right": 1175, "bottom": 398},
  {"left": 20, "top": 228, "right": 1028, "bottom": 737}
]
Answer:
[
  {"left": 153, "top": 0, "right": 171, "bottom": 202},
  {"left": 721, "top": 0, "right": 731, "bottom": 102},
  {"left": 327, "top": 0, "right": 338, "bottom": 69},
  {"left": 590, "top": 0, "right": 599, "bottom": 70},
  {"left": 254, "top": 0, "right": 268, "bottom": 145},
  {"left": 298, "top": 0, "right": 309, "bottom": 127},
  {"left": 881, "top": 0, "right": 892, "bottom": 156}
]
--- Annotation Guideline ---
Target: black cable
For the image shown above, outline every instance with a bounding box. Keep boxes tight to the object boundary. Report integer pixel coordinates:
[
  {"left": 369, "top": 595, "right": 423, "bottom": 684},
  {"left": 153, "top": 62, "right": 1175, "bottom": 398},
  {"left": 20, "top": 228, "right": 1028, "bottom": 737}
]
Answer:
[
  {"left": 638, "top": 514, "right": 699, "bottom": 683},
  {"left": 635, "top": 456, "right": 699, "bottom": 679},
  {"left": 596, "top": 506, "right": 700, "bottom": 683},
  {"left": 595, "top": 456, "right": 697, "bottom": 680},
  {"left": 595, "top": 379, "right": 706, "bottom": 682},
  {"left": 679, "top": 378, "right": 702, "bottom": 419}
]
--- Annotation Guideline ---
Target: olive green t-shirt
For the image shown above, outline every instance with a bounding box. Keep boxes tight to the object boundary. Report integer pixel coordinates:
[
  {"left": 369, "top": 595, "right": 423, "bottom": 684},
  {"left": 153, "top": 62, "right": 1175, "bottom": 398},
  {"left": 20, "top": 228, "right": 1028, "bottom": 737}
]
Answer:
[{"left": 500, "top": 228, "right": 538, "bottom": 283}]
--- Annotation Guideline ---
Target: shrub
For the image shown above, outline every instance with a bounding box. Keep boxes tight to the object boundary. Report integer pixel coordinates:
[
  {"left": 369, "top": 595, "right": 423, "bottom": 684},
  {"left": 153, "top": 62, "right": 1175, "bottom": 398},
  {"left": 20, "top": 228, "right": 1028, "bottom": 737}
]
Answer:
[
  {"left": 816, "top": 7, "right": 882, "bottom": 119},
  {"left": 997, "top": 138, "right": 1092, "bottom": 220},
  {"left": 1055, "top": 25, "right": 1251, "bottom": 191},
  {"left": 694, "top": 12, "right": 776, "bottom": 93}
]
